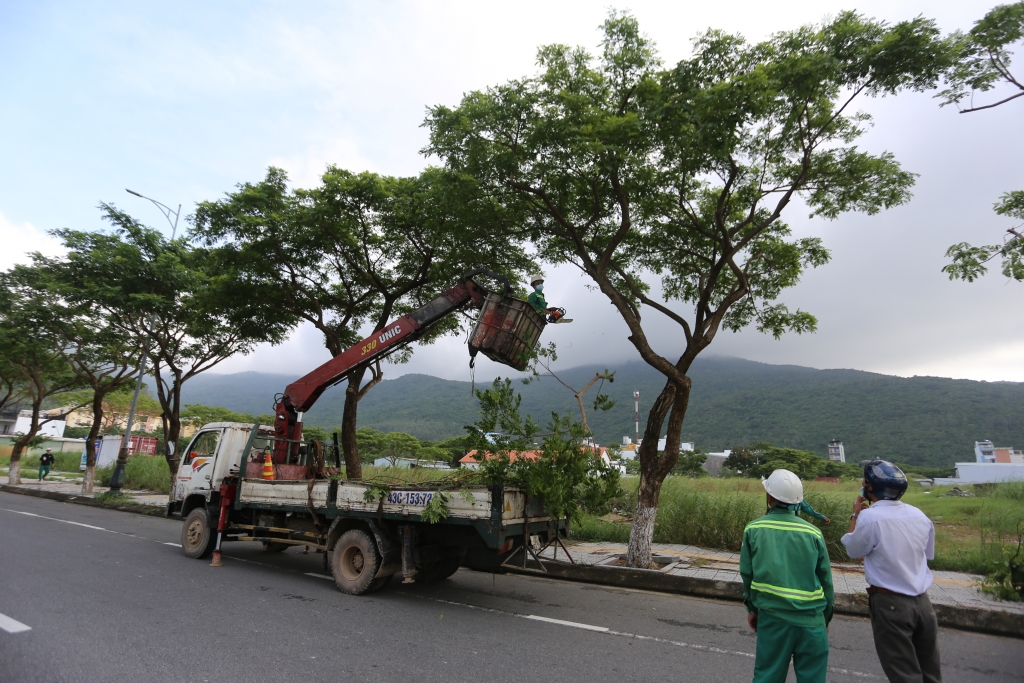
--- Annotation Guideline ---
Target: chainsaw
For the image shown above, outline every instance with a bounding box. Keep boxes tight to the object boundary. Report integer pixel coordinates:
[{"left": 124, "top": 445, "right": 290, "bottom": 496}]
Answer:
[{"left": 546, "top": 307, "right": 572, "bottom": 324}]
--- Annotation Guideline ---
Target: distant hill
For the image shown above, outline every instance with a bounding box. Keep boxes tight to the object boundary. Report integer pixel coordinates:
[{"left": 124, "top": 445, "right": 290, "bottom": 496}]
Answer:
[{"left": 178, "top": 357, "right": 1024, "bottom": 468}]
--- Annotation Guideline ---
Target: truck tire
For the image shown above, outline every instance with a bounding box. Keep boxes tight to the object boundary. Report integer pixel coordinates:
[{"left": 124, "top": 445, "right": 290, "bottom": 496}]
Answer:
[
  {"left": 181, "top": 508, "right": 215, "bottom": 559},
  {"left": 332, "top": 529, "right": 383, "bottom": 595},
  {"left": 420, "top": 557, "right": 461, "bottom": 582}
]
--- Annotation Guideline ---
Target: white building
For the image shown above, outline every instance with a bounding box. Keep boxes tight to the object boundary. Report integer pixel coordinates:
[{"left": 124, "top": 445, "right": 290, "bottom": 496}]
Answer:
[
  {"left": 703, "top": 450, "right": 731, "bottom": 477},
  {"left": 619, "top": 436, "right": 694, "bottom": 460},
  {"left": 14, "top": 410, "right": 66, "bottom": 438},
  {"left": 975, "top": 440, "right": 996, "bottom": 463},
  {"left": 828, "top": 439, "right": 845, "bottom": 463}
]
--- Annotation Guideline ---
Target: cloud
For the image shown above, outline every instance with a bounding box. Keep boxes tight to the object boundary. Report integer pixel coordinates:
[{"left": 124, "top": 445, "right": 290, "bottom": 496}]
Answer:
[
  {"left": 0, "top": 212, "right": 65, "bottom": 271},
  {"left": 267, "top": 137, "right": 379, "bottom": 190}
]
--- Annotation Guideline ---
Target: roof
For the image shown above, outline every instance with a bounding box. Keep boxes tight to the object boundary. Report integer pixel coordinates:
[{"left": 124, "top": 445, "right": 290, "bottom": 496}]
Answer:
[{"left": 460, "top": 449, "right": 542, "bottom": 464}]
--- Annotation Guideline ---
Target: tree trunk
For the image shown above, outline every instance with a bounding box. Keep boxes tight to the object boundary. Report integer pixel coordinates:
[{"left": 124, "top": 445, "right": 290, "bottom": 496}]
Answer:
[
  {"left": 164, "top": 414, "right": 181, "bottom": 481},
  {"left": 340, "top": 366, "right": 366, "bottom": 479},
  {"left": 625, "top": 375, "right": 692, "bottom": 568},
  {"left": 82, "top": 394, "right": 104, "bottom": 495},
  {"left": 7, "top": 458, "right": 21, "bottom": 485}
]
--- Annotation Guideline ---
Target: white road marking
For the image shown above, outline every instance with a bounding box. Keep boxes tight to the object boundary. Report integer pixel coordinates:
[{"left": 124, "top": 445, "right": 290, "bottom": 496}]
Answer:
[
  {"left": 164, "top": 542, "right": 182, "bottom": 547},
  {"left": 305, "top": 573, "right": 333, "bottom": 580},
  {"left": 3, "top": 509, "right": 113, "bottom": 532},
  {"left": 525, "top": 614, "right": 608, "bottom": 632},
  {"left": 0, "top": 612, "right": 31, "bottom": 634},
  {"left": 397, "top": 592, "right": 878, "bottom": 678}
]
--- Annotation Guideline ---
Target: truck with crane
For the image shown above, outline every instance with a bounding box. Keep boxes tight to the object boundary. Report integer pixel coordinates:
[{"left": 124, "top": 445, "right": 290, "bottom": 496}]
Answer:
[{"left": 167, "top": 270, "right": 567, "bottom": 594}]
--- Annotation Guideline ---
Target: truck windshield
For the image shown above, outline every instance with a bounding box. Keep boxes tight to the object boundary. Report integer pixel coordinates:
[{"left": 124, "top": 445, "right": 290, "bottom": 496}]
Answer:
[{"left": 184, "top": 431, "right": 220, "bottom": 465}]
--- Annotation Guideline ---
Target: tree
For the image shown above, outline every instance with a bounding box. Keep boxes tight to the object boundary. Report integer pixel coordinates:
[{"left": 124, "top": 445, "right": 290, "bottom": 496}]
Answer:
[
  {"left": 671, "top": 448, "right": 708, "bottom": 477},
  {"left": 48, "top": 205, "right": 290, "bottom": 483},
  {"left": 426, "top": 11, "right": 954, "bottom": 567},
  {"left": 193, "top": 166, "right": 533, "bottom": 478},
  {"left": 23, "top": 262, "right": 143, "bottom": 494},
  {"left": 940, "top": 3, "right": 1024, "bottom": 282},
  {"left": 0, "top": 269, "right": 85, "bottom": 484}
]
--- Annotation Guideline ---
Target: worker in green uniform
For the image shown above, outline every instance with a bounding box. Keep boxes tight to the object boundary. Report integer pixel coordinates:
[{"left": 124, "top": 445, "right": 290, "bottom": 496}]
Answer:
[
  {"left": 527, "top": 274, "right": 550, "bottom": 314},
  {"left": 740, "top": 468, "right": 835, "bottom": 683},
  {"left": 797, "top": 500, "right": 831, "bottom": 524}
]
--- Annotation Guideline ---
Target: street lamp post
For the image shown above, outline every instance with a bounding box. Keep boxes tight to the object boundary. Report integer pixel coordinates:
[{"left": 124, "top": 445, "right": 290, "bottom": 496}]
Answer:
[{"left": 108, "top": 189, "right": 181, "bottom": 493}]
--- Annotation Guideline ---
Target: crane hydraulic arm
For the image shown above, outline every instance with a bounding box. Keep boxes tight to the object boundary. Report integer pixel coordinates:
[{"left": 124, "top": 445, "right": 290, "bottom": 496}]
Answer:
[{"left": 271, "top": 270, "right": 508, "bottom": 455}]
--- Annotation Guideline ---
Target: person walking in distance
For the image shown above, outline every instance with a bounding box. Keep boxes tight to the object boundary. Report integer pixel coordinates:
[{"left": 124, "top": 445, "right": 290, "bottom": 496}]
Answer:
[
  {"left": 38, "top": 448, "right": 55, "bottom": 482},
  {"left": 741, "top": 469, "right": 834, "bottom": 683},
  {"left": 842, "top": 460, "right": 941, "bottom": 683}
]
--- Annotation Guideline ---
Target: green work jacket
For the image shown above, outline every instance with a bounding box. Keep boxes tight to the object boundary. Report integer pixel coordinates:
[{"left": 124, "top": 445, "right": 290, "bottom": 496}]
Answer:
[
  {"left": 527, "top": 290, "right": 548, "bottom": 314},
  {"left": 740, "top": 509, "right": 834, "bottom": 628}
]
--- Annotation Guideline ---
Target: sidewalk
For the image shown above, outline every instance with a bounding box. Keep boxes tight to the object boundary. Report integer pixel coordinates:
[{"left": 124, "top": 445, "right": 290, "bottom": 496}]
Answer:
[
  {"left": 519, "top": 540, "right": 1024, "bottom": 637},
  {"left": 1, "top": 477, "right": 170, "bottom": 518}
]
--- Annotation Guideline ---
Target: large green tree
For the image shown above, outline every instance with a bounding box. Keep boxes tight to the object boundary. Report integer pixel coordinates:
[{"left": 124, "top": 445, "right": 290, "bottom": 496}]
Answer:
[
  {"left": 193, "top": 166, "right": 532, "bottom": 478},
  {"left": 0, "top": 268, "right": 85, "bottom": 484},
  {"left": 20, "top": 262, "right": 143, "bottom": 494},
  {"left": 48, "top": 205, "right": 290, "bottom": 481},
  {"left": 426, "top": 11, "right": 954, "bottom": 566},
  {"left": 940, "top": 2, "right": 1024, "bottom": 282}
]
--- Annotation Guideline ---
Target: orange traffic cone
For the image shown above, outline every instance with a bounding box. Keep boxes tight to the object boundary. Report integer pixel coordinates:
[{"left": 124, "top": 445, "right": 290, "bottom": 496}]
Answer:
[{"left": 262, "top": 452, "right": 275, "bottom": 480}]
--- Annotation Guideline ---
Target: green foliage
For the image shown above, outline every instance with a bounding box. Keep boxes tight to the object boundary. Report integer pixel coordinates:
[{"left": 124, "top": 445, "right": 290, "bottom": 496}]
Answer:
[
  {"left": 944, "top": 190, "right": 1024, "bottom": 282},
  {"left": 724, "top": 442, "right": 840, "bottom": 480},
  {"left": 671, "top": 449, "right": 708, "bottom": 477},
  {"left": 467, "top": 378, "right": 620, "bottom": 524},
  {"left": 180, "top": 403, "right": 259, "bottom": 427},
  {"left": 939, "top": 1, "right": 1023, "bottom": 110}
]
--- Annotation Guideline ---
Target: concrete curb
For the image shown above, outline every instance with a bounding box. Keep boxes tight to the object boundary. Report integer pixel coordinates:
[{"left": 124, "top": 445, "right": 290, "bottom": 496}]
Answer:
[
  {"left": 503, "top": 560, "right": 1024, "bottom": 640},
  {"left": 0, "top": 484, "right": 168, "bottom": 518}
]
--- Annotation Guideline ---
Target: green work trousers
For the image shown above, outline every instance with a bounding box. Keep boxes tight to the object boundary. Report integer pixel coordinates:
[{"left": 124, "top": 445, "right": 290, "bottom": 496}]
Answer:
[
  {"left": 752, "top": 612, "right": 829, "bottom": 683},
  {"left": 38, "top": 465, "right": 50, "bottom": 481}
]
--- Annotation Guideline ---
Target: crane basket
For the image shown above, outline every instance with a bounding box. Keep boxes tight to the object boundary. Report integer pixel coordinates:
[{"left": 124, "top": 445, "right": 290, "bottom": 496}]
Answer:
[{"left": 468, "top": 292, "right": 546, "bottom": 371}]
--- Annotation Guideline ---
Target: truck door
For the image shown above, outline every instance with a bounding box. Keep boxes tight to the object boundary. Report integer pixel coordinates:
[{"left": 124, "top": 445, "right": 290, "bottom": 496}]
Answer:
[{"left": 172, "top": 429, "right": 223, "bottom": 503}]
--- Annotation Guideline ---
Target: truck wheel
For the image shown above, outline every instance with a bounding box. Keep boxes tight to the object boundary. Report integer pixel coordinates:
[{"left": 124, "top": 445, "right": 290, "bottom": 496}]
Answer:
[
  {"left": 181, "top": 508, "right": 215, "bottom": 559},
  {"left": 365, "top": 574, "right": 393, "bottom": 594},
  {"left": 261, "top": 541, "right": 289, "bottom": 553},
  {"left": 331, "top": 529, "right": 382, "bottom": 595},
  {"left": 420, "top": 557, "right": 461, "bottom": 582}
]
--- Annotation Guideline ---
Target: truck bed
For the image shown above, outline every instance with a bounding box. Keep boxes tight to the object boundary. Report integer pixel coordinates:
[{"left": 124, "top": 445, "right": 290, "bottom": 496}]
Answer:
[{"left": 237, "top": 478, "right": 548, "bottom": 525}]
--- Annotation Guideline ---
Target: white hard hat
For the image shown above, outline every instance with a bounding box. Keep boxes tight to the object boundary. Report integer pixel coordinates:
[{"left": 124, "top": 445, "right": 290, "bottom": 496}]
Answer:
[
  {"left": 529, "top": 273, "right": 545, "bottom": 286},
  {"left": 762, "top": 468, "right": 804, "bottom": 504}
]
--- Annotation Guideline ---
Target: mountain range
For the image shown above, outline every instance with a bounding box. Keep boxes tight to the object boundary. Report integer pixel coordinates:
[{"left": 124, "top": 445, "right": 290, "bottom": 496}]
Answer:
[{"left": 176, "top": 356, "right": 1024, "bottom": 468}]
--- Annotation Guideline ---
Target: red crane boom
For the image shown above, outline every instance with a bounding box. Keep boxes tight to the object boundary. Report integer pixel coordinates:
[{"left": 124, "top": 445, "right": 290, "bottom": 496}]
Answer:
[{"left": 271, "top": 270, "right": 507, "bottom": 458}]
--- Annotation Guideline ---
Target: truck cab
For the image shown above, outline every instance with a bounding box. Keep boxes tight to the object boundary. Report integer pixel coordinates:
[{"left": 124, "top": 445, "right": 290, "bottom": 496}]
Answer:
[{"left": 168, "top": 422, "right": 264, "bottom": 519}]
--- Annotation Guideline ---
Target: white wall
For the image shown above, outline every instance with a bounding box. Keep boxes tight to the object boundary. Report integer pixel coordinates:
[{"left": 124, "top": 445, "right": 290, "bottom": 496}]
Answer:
[
  {"left": 934, "top": 462, "right": 1024, "bottom": 485},
  {"left": 13, "top": 416, "right": 65, "bottom": 438}
]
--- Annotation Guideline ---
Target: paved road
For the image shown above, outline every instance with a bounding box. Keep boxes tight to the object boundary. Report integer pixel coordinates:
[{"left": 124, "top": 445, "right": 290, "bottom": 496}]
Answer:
[{"left": 1, "top": 492, "right": 1021, "bottom": 683}]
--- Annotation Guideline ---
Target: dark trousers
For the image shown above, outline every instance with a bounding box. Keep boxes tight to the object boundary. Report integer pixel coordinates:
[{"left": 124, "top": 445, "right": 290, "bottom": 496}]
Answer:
[{"left": 868, "top": 592, "right": 941, "bottom": 683}]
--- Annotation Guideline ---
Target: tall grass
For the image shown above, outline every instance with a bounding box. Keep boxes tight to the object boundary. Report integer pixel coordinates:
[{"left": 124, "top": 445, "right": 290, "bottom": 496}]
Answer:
[
  {"left": 1, "top": 452, "right": 83, "bottom": 473},
  {"left": 570, "top": 476, "right": 1024, "bottom": 571},
  {"left": 96, "top": 456, "right": 172, "bottom": 494}
]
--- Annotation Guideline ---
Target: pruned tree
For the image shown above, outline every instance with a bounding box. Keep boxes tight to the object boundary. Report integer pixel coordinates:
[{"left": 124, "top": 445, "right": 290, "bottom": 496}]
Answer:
[
  {"left": 48, "top": 205, "right": 291, "bottom": 482},
  {"left": 940, "top": 2, "right": 1024, "bottom": 282},
  {"left": 193, "top": 166, "right": 533, "bottom": 478},
  {"left": 426, "top": 11, "right": 954, "bottom": 566}
]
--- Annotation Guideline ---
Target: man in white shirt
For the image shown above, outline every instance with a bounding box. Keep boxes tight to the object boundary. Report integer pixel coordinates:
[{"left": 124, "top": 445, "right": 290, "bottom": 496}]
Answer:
[{"left": 841, "top": 460, "right": 941, "bottom": 683}]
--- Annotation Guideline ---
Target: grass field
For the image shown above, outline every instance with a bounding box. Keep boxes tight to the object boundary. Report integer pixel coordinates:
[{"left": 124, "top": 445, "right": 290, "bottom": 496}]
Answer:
[{"left": 571, "top": 477, "right": 1024, "bottom": 574}]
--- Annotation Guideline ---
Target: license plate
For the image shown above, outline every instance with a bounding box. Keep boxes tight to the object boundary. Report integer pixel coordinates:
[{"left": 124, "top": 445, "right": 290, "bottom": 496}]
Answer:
[{"left": 386, "top": 491, "right": 434, "bottom": 506}]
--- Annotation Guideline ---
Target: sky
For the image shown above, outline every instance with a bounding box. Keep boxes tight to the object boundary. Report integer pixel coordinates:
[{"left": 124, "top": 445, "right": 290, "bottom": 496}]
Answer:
[{"left": 1, "top": 0, "right": 1021, "bottom": 384}]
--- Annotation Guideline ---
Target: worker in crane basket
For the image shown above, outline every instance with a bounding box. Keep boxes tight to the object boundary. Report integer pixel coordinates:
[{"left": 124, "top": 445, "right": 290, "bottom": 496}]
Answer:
[
  {"left": 527, "top": 274, "right": 567, "bottom": 323},
  {"left": 740, "top": 468, "right": 834, "bottom": 683}
]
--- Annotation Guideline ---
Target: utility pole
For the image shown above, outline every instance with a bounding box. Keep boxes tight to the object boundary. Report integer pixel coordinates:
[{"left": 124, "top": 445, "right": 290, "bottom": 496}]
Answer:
[
  {"left": 108, "top": 189, "right": 180, "bottom": 493},
  {"left": 633, "top": 390, "right": 640, "bottom": 446}
]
